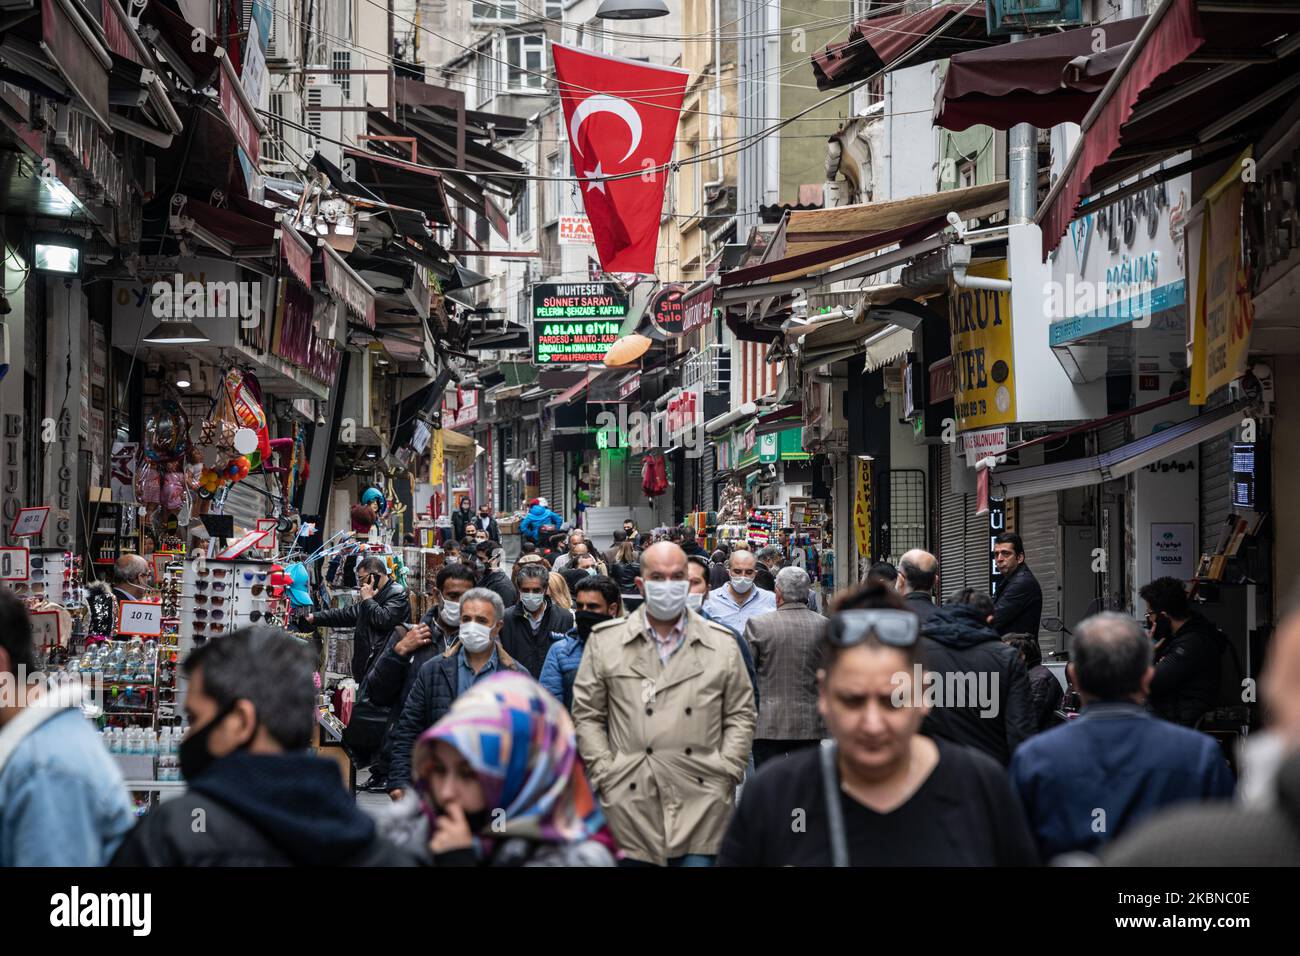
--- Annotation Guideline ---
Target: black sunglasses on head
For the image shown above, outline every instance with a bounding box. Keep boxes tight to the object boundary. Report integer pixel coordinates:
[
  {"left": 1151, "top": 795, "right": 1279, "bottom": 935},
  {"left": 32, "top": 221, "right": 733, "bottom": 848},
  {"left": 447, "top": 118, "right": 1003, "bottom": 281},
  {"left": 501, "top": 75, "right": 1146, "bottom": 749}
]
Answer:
[{"left": 829, "top": 609, "right": 920, "bottom": 649}]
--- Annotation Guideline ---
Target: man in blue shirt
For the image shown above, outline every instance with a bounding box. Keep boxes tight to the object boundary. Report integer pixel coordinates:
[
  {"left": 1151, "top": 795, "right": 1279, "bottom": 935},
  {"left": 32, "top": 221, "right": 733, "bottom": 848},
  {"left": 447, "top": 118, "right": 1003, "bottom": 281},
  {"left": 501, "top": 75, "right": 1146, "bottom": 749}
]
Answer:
[
  {"left": 1010, "top": 612, "right": 1235, "bottom": 862},
  {"left": 704, "top": 549, "right": 776, "bottom": 636}
]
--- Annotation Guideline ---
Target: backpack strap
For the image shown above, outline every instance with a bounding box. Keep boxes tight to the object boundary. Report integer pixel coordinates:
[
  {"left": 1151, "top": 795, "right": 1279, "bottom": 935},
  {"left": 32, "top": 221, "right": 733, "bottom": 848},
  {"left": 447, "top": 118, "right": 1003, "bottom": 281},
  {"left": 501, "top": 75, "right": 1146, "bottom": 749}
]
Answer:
[{"left": 819, "top": 739, "right": 850, "bottom": 867}]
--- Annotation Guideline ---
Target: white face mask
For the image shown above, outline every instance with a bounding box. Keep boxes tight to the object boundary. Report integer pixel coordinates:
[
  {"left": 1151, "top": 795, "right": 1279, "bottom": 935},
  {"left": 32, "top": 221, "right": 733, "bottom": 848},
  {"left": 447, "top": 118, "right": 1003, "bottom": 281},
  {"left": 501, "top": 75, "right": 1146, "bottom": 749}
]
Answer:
[
  {"left": 520, "top": 592, "right": 546, "bottom": 612},
  {"left": 686, "top": 592, "right": 704, "bottom": 611},
  {"left": 459, "top": 621, "right": 493, "bottom": 653},
  {"left": 642, "top": 579, "right": 689, "bottom": 621},
  {"left": 439, "top": 600, "right": 461, "bottom": 627},
  {"left": 730, "top": 575, "right": 755, "bottom": 594}
]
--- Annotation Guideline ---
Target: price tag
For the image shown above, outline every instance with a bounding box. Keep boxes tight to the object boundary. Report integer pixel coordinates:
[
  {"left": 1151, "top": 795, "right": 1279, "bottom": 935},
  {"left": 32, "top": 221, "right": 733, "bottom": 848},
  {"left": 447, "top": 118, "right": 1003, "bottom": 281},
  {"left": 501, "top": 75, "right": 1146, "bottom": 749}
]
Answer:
[
  {"left": 10, "top": 507, "right": 49, "bottom": 538},
  {"left": 256, "top": 518, "right": 278, "bottom": 552},
  {"left": 117, "top": 600, "right": 163, "bottom": 636},
  {"left": 0, "top": 547, "right": 30, "bottom": 580},
  {"left": 30, "top": 609, "right": 65, "bottom": 647}
]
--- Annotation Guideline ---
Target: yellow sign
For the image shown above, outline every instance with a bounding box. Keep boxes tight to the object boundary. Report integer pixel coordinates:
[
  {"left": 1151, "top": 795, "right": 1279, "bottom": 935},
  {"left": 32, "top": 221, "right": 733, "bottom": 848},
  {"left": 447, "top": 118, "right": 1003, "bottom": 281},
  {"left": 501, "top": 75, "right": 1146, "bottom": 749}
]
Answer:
[
  {"left": 854, "top": 457, "right": 872, "bottom": 558},
  {"left": 429, "top": 428, "right": 445, "bottom": 485},
  {"left": 1192, "top": 148, "right": 1254, "bottom": 405},
  {"left": 949, "top": 260, "right": 1016, "bottom": 431}
]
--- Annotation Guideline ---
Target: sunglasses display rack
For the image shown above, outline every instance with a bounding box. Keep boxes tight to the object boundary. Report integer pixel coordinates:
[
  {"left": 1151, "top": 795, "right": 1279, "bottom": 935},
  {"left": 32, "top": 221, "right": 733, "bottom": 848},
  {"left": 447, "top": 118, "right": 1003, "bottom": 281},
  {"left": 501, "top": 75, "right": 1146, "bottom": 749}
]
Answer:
[{"left": 177, "top": 558, "right": 279, "bottom": 659}]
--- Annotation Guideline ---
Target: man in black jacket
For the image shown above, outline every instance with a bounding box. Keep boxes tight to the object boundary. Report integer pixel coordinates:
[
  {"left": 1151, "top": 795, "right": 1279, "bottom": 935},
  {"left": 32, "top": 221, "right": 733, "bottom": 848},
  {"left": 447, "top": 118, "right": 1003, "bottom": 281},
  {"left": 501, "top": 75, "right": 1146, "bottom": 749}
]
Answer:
[
  {"left": 451, "top": 499, "right": 474, "bottom": 542},
  {"left": 386, "top": 588, "right": 525, "bottom": 801},
  {"left": 1140, "top": 576, "right": 1224, "bottom": 727},
  {"left": 897, "top": 549, "right": 940, "bottom": 624},
  {"left": 111, "top": 627, "right": 416, "bottom": 866},
  {"left": 919, "top": 592, "right": 1035, "bottom": 765},
  {"left": 304, "top": 555, "right": 410, "bottom": 680},
  {"left": 499, "top": 562, "right": 574, "bottom": 677},
  {"left": 359, "top": 564, "right": 474, "bottom": 791},
  {"left": 471, "top": 504, "right": 500, "bottom": 542},
  {"left": 753, "top": 547, "right": 783, "bottom": 592},
  {"left": 473, "top": 544, "right": 519, "bottom": 608},
  {"left": 992, "top": 532, "right": 1043, "bottom": 638}
]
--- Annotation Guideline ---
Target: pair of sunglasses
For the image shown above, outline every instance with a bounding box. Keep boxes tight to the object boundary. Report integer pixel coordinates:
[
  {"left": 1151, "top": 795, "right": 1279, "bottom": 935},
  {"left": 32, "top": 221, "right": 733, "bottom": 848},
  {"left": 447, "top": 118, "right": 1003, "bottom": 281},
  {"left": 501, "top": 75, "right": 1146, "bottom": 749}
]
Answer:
[
  {"left": 194, "top": 622, "right": 228, "bottom": 633},
  {"left": 194, "top": 580, "right": 227, "bottom": 591},
  {"left": 193, "top": 609, "right": 225, "bottom": 620},
  {"left": 195, "top": 568, "right": 228, "bottom": 578},
  {"left": 192, "top": 595, "right": 226, "bottom": 606},
  {"left": 829, "top": 610, "right": 920, "bottom": 649},
  {"left": 242, "top": 571, "right": 268, "bottom": 583}
]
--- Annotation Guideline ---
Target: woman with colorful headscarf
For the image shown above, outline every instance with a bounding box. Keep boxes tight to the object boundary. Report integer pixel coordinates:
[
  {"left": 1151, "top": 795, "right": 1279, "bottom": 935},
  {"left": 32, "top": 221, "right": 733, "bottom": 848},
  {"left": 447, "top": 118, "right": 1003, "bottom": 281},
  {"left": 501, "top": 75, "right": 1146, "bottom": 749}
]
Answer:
[{"left": 410, "top": 671, "right": 615, "bottom": 866}]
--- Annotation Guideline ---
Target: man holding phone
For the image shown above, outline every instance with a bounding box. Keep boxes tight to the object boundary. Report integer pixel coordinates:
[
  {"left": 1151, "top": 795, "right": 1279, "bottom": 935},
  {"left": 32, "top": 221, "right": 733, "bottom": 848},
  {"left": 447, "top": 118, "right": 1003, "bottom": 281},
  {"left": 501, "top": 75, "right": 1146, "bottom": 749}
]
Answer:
[
  {"left": 1139, "top": 576, "right": 1225, "bottom": 727},
  {"left": 304, "top": 556, "right": 411, "bottom": 681}
]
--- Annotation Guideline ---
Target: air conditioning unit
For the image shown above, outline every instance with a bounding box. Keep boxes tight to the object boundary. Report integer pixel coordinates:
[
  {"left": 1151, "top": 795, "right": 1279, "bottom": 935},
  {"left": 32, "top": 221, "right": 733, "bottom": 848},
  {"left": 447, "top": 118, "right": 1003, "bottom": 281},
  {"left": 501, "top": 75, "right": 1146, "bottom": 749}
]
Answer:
[
  {"left": 265, "top": 0, "right": 301, "bottom": 66},
  {"left": 340, "top": 352, "right": 374, "bottom": 431},
  {"left": 305, "top": 79, "right": 343, "bottom": 167},
  {"left": 263, "top": 88, "right": 306, "bottom": 169}
]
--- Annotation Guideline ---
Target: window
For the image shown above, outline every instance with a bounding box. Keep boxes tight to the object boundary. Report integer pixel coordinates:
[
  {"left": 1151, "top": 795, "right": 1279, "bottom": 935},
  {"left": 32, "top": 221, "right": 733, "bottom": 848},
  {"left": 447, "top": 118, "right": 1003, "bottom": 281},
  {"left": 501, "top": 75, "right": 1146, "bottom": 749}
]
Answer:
[
  {"left": 545, "top": 0, "right": 563, "bottom": 16},
  {"left": 472, "top": 1, "right": 517, "bottom": 21},
  {"left": 959, "top": 160, "right": 976, "bottom": 188},
  {"left": 476, "top": 50, "right": 494, "bottom": 108},
  {"left": 545, "top": 152, "right": 562, "bottom": 223},
  {"left": 506, "top": 35, "right": 546, "bottom": 91},
  {"left": 515, "top": 180, "right": 532, "bottom": 236}
]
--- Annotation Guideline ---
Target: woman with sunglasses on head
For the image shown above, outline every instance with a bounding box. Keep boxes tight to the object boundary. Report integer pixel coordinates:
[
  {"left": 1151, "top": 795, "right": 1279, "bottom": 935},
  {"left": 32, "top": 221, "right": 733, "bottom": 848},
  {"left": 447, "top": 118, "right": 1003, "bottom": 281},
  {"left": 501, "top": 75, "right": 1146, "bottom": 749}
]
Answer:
[{"left": 718, "top": 581, "right": 1038, "bottom": 867}]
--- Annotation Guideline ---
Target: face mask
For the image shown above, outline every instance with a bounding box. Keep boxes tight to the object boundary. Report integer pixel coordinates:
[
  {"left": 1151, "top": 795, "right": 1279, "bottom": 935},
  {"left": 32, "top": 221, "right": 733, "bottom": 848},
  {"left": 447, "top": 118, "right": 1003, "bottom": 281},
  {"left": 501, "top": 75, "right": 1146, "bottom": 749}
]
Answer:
[
  {"left": 574, "top": 610, "right": 612, "bottom": 639},
  {"left": 459, "top": 621, "right": 493, "bottom": 653},
  {"left": 180, "top": 700, "right": 244, "bottom": 782},
  {"left": 686, "top": 592, "right": 704, "bottom": 611},
  {"left": 439, "top": 600, "right": 462, "bottom": 627},
  {"left": 585, "top": 567, "right": 598, "bottom": 576},
  {"left": 642, "top": 580, "right": 689, "bottom": 621},
  {"left": 731, "top": 575, "right": 755, "bottom": 594},
  {"left": 520, "top": 592, "right": 546, "bottom": 613}
]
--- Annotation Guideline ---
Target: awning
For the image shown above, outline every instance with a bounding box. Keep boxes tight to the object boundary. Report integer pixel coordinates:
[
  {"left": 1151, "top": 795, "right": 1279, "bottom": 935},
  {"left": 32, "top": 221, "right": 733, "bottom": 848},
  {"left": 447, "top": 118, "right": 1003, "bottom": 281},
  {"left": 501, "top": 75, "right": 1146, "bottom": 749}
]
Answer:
[
  {"left": 991, "top": 401, "right": 1247, "bottom": 499},
  {"left": 342, "top": 147, "right": 453, "bottom": 225},
  {"left": 547, "top": 372, "right": 592, "bottom": 408},
  {"left": 755, "top": 403, "right": 802, "bottom": 436},
  {"left": 813, "top": 5, "right": 997, "bottom": 91},
  {"left": 862, "top": 326, "right": 914, "bottom": 372},
  {"left": 169, "top": 195, "right": 276, "bottom": 257},
  {"left": 440, "top": 426, "right": 478, "bottom": 472},
  {"left": 319, "top": 243, "right": 378, "bottom": 329},
  {"left": 724, "top": 180, "right": 1008, "bottom": 288},
  {"left": 936, "top": 16, "right": 1147, "bottom": 132},
  {"left": 1037, "top": 0, "right": 1300, "bottom": 257}
]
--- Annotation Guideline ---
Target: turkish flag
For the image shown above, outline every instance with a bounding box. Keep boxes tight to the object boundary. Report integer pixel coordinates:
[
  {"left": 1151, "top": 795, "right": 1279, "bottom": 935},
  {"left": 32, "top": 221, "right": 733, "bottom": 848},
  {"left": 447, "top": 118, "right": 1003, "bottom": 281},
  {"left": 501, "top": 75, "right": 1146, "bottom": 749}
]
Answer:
[{"left": 552, "top": 44, "right": 689, "bottom": 276}]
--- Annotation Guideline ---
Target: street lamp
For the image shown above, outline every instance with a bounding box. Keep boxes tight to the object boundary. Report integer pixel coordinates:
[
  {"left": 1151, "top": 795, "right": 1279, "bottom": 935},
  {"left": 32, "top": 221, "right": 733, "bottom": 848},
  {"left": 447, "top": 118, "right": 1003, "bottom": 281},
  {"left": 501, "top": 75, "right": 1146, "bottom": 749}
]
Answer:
[{"left": 596, "top": 0, "right": 669, "bottom": 19}]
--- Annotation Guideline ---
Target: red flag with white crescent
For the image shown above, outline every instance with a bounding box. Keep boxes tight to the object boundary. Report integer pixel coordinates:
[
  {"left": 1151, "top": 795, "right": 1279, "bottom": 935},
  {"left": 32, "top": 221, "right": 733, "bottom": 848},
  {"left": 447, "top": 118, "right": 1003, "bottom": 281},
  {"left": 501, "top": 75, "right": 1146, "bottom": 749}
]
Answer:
[{"left": 551, "top": 43, "right": 689, "bottom": 276}]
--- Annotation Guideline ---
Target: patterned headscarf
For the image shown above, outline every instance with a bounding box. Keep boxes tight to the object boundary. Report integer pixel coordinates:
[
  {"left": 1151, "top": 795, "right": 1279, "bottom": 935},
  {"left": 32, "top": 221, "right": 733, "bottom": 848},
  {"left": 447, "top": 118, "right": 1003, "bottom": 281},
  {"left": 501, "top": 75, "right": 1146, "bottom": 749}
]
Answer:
[{"left": 412, "top": 672, "right": 604, "bottom": 845}]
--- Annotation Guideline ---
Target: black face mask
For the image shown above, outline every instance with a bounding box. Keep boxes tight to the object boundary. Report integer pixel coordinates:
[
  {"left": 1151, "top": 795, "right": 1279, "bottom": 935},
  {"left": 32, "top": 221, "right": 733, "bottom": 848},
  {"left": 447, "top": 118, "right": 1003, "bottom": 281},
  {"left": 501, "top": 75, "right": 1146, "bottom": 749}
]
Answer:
[
  {"left": 574, "top": 610, "right": 613, "bottom": 640},
  {"left": 180, "top": 700, "right": 253, "bottom": 782},
  {"left": 1153, "top": 616, "right": 1174, "bottom": 642}
]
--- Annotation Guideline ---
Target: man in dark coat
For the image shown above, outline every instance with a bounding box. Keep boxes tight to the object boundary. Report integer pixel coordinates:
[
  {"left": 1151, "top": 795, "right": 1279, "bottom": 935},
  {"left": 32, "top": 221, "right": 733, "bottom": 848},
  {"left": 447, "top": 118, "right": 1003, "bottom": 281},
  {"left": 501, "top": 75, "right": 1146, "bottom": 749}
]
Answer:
[
  {"left": 1003, "top": 633, "right": 1063, "bottom": 731},
  {"left": 753, "top": 547, "right": 783, "bottom": 592},
  {"left": 384, "top": 589, "right": 525, "bottom": 801},
  {"left": 473, "top": 544, "right": 519, "bottom": 608},
  {"left": 992, "top": 532, "right": 1043, "bottom": 638},
  {"left": 451, "top": 499, "right": 474, "bottom": 542},
  {"left": 920, "top": 592, "right": 1036, "bottom": 765},
  {"left": 358, "top": 564, "right": 474, "bottom": 791},
  {"left": 470, "top": 504, "right": 500, "bottom": 542},
  {"left": 897, "top": 549, "right": 940, "bottom": 624},
  {"left": 498, "top": 562, "right": 574, "bottom": 678},
  {"left": 111, "top": 627, "right": 416, "bottom": 866},
  {"left": 1140, "top": 576, "right": 1225, "bottom": 727},
  {"left": 304, "top": 555, "right": 410, "bottom": 680}
]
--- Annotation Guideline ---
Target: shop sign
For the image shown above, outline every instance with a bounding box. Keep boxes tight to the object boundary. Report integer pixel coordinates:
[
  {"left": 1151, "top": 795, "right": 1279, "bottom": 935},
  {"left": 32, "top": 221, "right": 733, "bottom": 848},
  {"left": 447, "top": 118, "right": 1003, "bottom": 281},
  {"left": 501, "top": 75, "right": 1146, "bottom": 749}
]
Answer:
[
  {"left": 758, "top": 432, "right": 778, "bottom": 463},
  {"left": 279, "top": 220, "right": 313, "bottom": 287},
  {"left": 2, "top": 415, "right": 21, "bottom": 543},
  {"left": 648, "top": 284, "right": 686, "bottom": 337},
  {"left": 1191, "top": 148, "right": 1254, "bottom": 405},
  {"left": 242, "top": 18, "right": 269, "bottom": 110},
  {"left": 988, "top": 497, "right": 1005, "bottom": 595},
  {"left": 1048, "top": 163, "right": 1191, "bottom": 346},
  {"left": 681, "top": 282, "right": 715, "bottom": 335},
  {"left": 1150, "top": 522, "right": 1195, "bottom": 582},
  {"left": 949, "top": 261, "right": 1016, "bottom": 432},
  {"left": 853, "top": 457, "right": 872, "bottom": 559},
  {"left": 559, "top": 215, "right": 595, "bottom": 244},
  {"left": 531, "top": 283, "right": 629, "bottom": 365},
  {"left": 102, "top": 0, "right": 143, "bottom": 64},
  {"left": 443, "top": 389, "right": 479, "bottom": 429},
  {"left": 963, "top": 427, "right": 1009, "bottom": 468},
  {"left": 430, "top": 427, "right": 445, "bottom": 485},
  {"left": 902, "top": 361, "right": 920, "bottom": 420},
  {"left": 41, "top": 0, "right": 110, "bottom": 132},
  {"left": 666, "top": 385, "right": 701, "bottom": 440},
  {"left": 618, "top": 371, "right": 640, "bottom": 400},
  {"left": 52, "top": 105, "right": 126, "bottom": 210},
  {"left": 219, "top": 60, "right": 261, "bottom": 166},
  {"left": 928, "top": 357, "right": 954, "bottom": 404}
]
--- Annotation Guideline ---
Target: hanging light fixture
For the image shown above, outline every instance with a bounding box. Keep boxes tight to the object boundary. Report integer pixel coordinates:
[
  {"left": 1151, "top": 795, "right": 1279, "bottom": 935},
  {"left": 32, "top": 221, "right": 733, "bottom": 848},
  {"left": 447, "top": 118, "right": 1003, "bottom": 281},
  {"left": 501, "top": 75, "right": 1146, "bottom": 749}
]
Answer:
[
  {"left": 596, "top": 0, "right": 669, "bottom": 19},
  {"left": 142, "top": 317, "right": 210, "bottom": 345}
]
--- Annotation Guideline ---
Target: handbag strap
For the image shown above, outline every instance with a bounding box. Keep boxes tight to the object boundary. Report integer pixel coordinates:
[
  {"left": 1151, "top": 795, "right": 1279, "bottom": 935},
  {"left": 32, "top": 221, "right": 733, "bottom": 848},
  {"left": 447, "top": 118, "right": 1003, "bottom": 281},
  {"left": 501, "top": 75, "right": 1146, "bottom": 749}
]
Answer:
[{"left": 819, "top": 738, "right": 850, "bottom": 867}]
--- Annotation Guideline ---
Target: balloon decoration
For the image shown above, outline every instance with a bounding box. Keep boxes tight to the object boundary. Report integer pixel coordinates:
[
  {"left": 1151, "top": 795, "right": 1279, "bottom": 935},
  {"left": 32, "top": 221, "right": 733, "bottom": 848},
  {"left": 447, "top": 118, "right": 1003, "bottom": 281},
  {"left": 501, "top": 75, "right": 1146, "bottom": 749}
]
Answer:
[{"left": 135, "top": 400, "right": 193, "bottom": 530}]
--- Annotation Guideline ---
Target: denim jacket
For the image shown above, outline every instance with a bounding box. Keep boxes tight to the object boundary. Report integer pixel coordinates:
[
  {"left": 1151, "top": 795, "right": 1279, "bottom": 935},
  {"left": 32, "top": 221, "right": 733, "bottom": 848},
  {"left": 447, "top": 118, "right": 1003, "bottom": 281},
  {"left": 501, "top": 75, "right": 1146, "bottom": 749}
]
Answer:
[{"left": 0, "top": 704, "right": 136, "bottom": 866}]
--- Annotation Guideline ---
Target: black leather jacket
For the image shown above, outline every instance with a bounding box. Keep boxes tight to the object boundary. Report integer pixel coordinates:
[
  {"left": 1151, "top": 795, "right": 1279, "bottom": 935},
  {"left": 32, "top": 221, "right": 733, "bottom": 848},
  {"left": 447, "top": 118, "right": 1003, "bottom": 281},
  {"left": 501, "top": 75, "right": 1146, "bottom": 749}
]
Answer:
[
  {"left": 993, "top": 563, "right": 1043, "bottom": 637},
  {"left": 1150, "top": 612, "right": 1224, "bottom": 727},
  {"left": 312, "top": 580, "right": 411, "bottom": 680}
]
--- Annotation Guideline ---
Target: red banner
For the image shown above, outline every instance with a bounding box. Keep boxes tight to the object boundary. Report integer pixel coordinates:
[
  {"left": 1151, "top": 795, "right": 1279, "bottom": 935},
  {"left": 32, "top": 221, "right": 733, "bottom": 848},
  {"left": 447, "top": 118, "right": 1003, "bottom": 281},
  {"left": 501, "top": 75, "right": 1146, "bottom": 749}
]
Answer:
[{"left": 552, "top": 44, "right": 688, "bottom": 275}]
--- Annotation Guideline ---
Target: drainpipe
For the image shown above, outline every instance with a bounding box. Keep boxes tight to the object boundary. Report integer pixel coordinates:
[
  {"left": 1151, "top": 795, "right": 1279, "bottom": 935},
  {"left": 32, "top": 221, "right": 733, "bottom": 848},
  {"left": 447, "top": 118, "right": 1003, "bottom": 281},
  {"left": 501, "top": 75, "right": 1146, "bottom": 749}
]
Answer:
[
  {"left": 1008, "top": 33, "right": 1037, "bottom": 224},
  {"left": 703, "top": 0, "right": 725, "bottom": 194}
]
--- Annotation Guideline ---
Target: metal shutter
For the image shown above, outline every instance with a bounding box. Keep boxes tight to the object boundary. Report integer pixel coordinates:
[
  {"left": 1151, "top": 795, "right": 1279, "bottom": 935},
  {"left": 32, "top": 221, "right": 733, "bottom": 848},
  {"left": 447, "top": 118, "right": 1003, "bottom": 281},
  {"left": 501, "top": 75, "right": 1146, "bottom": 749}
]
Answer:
[
  {"left": 938, "top": 443, "right": 971, "bottom": 601},
  {"left": 1097, "top": 418, "right": 1130, "bottom": 453},
  {"left": 1200, "top": 389, "right": 1234, "bottom": 538},
  {"left": 1015, "top": 492, "right": 1060, "bottom": 646},
  {"left": 539, "top": 432, "right": 556, "bottom": 509}
]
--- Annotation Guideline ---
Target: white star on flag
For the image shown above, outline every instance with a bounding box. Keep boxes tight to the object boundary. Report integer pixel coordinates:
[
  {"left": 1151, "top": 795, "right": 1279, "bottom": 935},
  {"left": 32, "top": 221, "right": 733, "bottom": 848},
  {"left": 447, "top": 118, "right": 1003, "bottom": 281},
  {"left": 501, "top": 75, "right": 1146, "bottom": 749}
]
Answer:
[{"left": 582, "top": 162, "right": 607, "bottom": 194}]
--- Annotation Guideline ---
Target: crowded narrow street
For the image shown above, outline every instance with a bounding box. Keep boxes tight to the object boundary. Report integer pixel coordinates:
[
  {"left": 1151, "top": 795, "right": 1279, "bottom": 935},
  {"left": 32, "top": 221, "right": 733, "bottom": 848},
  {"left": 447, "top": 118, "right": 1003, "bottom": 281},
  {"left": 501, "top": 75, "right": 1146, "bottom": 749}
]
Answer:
[{"left": 0, "top": 0, "right": 1296, "bottom": 936}]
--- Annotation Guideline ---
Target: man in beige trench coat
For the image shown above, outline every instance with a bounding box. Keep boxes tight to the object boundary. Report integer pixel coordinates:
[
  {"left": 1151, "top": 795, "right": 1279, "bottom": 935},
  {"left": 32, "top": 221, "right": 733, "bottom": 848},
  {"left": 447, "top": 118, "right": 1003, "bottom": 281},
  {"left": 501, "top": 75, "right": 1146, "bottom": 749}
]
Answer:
[{"left": 572, "top": 542, "right": 756, "bottom": 866}]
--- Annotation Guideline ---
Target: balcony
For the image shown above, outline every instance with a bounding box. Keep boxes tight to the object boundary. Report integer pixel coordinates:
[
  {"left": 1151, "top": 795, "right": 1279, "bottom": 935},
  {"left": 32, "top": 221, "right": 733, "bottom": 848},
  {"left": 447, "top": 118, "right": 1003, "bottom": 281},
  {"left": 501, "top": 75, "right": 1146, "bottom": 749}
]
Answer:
[{"left": 683, "top": 343, "right": 731, "bottom": 394}]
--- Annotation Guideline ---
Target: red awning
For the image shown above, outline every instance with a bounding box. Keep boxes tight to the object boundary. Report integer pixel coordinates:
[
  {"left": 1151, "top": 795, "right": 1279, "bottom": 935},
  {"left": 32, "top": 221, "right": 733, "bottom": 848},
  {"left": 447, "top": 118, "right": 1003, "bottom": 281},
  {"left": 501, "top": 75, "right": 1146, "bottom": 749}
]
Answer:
[
  {"left": 936, "top": 16, "right": 1147, "bottom": 132},
  {"left": 1037, "top": 0, "right": 1300, "bottom": 258},
  {"left": 755, "top": 402, "right": 803, "bottom": 435},
  {"left": 170, "top": 195, "right": 276, "bottom": 256},
  {"left": 342, "top": 147, "right": 453, "bottom": 225},
  {"left": 547, "top": 371, "right": 591, "bottom": 408},
  {"left": 813, "top": 5, "right": 997, "bottom": 91}
]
